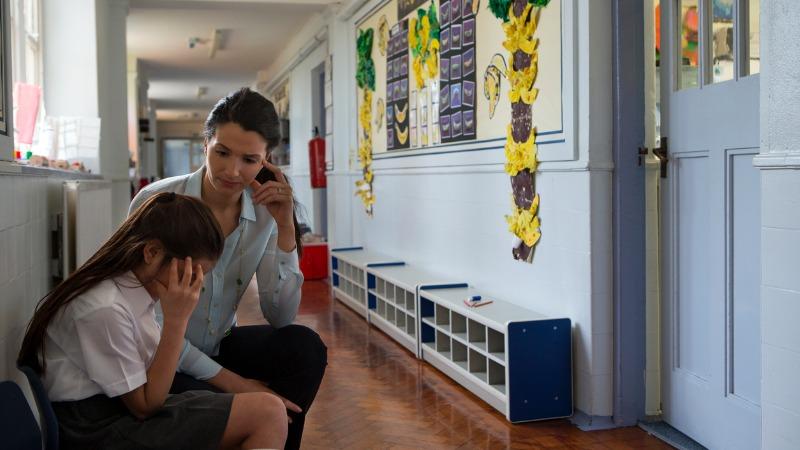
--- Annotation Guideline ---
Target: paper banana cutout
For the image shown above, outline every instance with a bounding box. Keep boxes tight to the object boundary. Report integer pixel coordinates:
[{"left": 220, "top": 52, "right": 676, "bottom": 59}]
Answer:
[
  {"left": 483, "top": 53, "right": 508, "bottom": 119},
  {"left": 375, "top": 98, "right": 385, "bottom": 129},
  {"left": 472, "top": 0, "right": 481, "bottom": 15},
  {"left": 378, "top": 15, "right": 388, "bottom": 56},
  {"left": 395, "top": 123, "right": 409, "bottom": 144}
]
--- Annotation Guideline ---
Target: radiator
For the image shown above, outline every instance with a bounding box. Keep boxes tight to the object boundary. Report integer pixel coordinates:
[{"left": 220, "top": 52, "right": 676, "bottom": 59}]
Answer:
[{"left": 52, "top": 180, "right": 113, "bottom": 278}]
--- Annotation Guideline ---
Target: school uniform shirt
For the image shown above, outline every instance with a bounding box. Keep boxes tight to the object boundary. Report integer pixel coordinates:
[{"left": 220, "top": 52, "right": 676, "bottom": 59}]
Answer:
[
  {"left": 42, "top": 273, "right": 161, "bottom": 402},
  {"left": 129, "top": 167, "right": 304, "bottom": 382}
]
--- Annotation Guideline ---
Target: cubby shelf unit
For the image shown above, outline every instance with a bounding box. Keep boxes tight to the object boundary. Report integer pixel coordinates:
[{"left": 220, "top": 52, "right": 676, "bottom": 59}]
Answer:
[
  {"left": 366, "top": 264, "right": 467, "bottom": 355},
  {"left": 418, "top": 286, "right": 572, "bottom": 423},
  {"left": 330, "top": 247, "right": 404, "bottom": 319}
]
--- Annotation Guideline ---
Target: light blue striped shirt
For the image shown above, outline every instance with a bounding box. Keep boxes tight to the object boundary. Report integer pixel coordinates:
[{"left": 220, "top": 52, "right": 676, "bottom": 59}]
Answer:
[{"left": 129, "top": 167, "right": 304, "bottom": 380}]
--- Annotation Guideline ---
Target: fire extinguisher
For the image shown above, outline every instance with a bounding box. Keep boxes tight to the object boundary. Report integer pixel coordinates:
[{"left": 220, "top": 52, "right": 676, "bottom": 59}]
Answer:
[{"left": 309, "top": 127, "right": 327, "bottom": 188}]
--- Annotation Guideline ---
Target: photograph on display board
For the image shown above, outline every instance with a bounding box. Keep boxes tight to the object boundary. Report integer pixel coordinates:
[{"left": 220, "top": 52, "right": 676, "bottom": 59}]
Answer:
[{"left": 356, "top": 0, "right": 564, "bottom": 155}]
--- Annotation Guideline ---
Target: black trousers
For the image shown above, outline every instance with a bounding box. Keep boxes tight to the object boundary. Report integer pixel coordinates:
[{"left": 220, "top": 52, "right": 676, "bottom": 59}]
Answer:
[{"left": 170, "top": 324, "right": 327, "bottom": 450}]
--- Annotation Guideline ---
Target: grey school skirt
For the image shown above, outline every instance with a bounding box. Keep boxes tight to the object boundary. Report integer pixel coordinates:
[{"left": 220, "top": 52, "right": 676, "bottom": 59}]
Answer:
[{"left": 52, "top": 390, "right": 233, "bottom": 450}]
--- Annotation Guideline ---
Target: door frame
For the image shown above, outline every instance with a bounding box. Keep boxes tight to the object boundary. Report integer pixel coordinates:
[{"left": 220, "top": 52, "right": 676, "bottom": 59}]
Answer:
[{"left": 611, "top": 0, "right": 647, "bottom": 426}]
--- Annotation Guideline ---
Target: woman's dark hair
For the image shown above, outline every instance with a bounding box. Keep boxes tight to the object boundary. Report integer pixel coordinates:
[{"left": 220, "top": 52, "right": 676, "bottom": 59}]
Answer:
[
  {"left": 18, "top": 192, "right": 225, "bottom": 374},
  {"left": 204, "top": 87, "right": 304, "bottom": 256}
]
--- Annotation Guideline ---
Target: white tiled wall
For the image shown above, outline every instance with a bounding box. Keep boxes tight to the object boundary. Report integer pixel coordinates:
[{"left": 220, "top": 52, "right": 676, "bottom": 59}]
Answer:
[
  {"left": 351, "top": 167, "right": 614, "bottom": 416},
  {"left": 0, "top": 173, "right": 51, "bottom": 388},
  {"left": 760, "top": 169, "right": 800, "bottom": 450}
]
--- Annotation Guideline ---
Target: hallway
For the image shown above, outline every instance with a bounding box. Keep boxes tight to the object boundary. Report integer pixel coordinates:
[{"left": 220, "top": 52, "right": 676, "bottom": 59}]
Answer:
[{"left": 238, "top": 280, "right": 672, "bottom": 449}]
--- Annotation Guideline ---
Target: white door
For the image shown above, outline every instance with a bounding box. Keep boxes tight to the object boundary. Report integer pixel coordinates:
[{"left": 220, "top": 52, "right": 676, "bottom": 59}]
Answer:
[{"left": 660, "top": 1, "right": 761, "bottom": 449}]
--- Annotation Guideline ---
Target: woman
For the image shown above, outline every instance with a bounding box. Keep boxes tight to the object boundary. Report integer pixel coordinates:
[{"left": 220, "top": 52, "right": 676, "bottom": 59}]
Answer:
[
  {"left": 129, "top": 88, "right": 327, "bottom": 450},
  {"left": 18, "top": 193, "right": 289, "bottom": 450}
]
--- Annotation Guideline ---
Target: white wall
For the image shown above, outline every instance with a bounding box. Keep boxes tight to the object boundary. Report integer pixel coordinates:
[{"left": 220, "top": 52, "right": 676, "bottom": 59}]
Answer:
[
  {"left": 43, "top": 0, "right": 131, "bottom": 227},
  {"left": 0, "top": 171, "right": 49, "bottom": 390},
  {"left": 262, "top": 0, "right": 614, "bottom": 418},
  {"left": 756, "top": 0, "right": 800, "bottom": 448},
  {"left": 288, "top": 43, "right": 328, "bottom": 230}
]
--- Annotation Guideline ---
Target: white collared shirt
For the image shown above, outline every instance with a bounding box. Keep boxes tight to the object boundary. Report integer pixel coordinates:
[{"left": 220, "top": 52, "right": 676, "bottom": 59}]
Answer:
[
  {"left": 42, "top": 273, "right": 160, "bottom": 401},
  {"left": 129, "top": 167, "right": 304, "bottom": 381}
]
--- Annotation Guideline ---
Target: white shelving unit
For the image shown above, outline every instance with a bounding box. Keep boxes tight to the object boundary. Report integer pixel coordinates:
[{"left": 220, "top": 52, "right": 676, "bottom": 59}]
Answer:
[
  {"left": 366, "top": 264, "right": 466, "bottom": 355},
  {"left": 329, "top": 247, "right": 403, "bottom": 319},
  {"left": 418, "top": 286, "right": 572, "bottom": 423}
]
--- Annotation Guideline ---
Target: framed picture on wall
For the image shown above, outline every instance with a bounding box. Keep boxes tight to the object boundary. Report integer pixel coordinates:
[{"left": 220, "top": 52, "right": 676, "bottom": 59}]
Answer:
[{"left": 0, "top": 0, "right": 13, "bottom": 161}]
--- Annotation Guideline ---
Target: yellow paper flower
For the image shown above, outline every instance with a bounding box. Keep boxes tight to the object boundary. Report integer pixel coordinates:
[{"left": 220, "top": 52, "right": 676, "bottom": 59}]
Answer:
[
  {"left": 502, "top": 4, "right": 538, "bottom": 54},
  {"left": 426, "top": 39, "right": 440, "bottom": 79},
  {"left": 412, "top": 56, "right": 424, "bottom": 89},
  {"left": 356, "top": 88, "right": 375, "bottom": 214},
  {"left": 420, "top": 15, "right": 430, "bottom": 50},
  {"left": 408, "top": 18, "right": 418, "bottom": 49},
  {"left": 504, "top": 126, "right": 538, "bottom": 176},
  {"left": 506, "top": 194, "right": 541, "bottom": 247}
]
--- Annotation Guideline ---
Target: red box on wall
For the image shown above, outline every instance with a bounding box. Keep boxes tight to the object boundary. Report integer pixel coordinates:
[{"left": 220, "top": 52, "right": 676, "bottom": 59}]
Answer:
[{"left": 300, "top": 243, "right": 329, "bottom": 280}]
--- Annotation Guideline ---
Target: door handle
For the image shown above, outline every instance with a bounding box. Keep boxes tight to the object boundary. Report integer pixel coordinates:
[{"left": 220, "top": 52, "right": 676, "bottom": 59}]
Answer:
[{"left": 652, "top": 137, "right": 669, "bottom": 178}]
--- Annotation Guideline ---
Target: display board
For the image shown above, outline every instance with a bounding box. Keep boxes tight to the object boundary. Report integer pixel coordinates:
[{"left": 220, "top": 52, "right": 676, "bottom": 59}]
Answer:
[{"left": 356, "top": 0, "right": 562, "bottom": 155}]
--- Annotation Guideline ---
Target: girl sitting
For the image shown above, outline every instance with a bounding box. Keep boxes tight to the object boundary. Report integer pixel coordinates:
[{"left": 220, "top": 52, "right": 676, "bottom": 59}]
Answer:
[{"left": 18, "top": 192, "right": 289, "bottom": 450}]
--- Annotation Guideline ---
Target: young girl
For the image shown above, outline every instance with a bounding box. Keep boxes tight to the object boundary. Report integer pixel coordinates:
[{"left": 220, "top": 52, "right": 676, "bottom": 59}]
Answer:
[{"left": 18, "top": 192, "right": 288, "bottom": 450}]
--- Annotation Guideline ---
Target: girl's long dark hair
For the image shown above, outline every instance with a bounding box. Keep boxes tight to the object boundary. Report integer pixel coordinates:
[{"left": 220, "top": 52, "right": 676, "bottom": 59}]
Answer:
[
  {"left": 204, "top": 87, "right": 304, "bottom": 256},
  {"left": 18, "top": 192, "right": 225, "bottom": 374}
]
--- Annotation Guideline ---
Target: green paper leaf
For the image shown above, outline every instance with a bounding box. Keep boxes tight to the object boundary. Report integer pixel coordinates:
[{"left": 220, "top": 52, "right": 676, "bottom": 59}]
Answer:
[
  {"left": 529, "top": 0, "right": 551, "bottom": 6},
  {"left": 489, "top": 0, "right": 512, "bottom": 21}
]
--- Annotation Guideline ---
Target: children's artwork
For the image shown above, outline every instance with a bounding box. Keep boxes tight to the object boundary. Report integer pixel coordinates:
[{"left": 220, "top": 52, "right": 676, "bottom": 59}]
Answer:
[
  {"left": 462, "top": 80, "right": 475, "bottom": 107},
  {"left": 385, "top": 19, "right": 410, "bottom": 150},
  {"left": 356, "top": 0, "right": 563, "bottom": 156},
  {"left": 437, "top": 0, "right": 476, "bottom": 144}
]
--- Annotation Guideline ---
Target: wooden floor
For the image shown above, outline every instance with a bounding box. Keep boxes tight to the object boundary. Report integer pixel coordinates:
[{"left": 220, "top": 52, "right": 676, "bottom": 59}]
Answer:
[{"left": 238, "top": 279, "right": 673, "bottom": 450}]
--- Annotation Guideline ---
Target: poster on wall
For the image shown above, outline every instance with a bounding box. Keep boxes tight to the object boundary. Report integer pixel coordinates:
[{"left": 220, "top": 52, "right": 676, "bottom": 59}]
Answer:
[
  {"left": 356, "top": 0, "right": 563, "bottom": 156},
  {"left": 439, "top": 0, "right": 477, "bottom": 143},
  {"left": 386, "top": 20, "right": 410, "bottom": 150}
]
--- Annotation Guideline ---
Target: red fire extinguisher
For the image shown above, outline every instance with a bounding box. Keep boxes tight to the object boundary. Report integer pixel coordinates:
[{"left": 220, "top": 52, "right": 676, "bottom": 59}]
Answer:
[{"left": 309, "top": 127, "right": 327, "bottom": 188}]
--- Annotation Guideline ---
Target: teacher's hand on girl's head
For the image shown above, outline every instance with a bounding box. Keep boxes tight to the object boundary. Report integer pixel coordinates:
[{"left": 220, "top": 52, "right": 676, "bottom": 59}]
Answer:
[
  {"left": 249, "top": 159, "right": 295, "bottom": 227},
  {"left": 150, "top": 257, "right": 205, "bottom": 327}
]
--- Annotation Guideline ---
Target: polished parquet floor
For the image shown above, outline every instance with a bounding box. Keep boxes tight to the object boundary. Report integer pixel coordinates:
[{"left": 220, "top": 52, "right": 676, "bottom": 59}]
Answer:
[{"left": 238, "top": 279, "right": 673, "bottom": 450}]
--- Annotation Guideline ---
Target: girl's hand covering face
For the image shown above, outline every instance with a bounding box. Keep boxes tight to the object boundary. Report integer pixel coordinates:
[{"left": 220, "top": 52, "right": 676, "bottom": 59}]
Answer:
[
  {"left": 249, "top": 159, "right": 295, "bottom": 228},
  {"left": 149, "top": 257, "right": 205, "bottom": 326}
]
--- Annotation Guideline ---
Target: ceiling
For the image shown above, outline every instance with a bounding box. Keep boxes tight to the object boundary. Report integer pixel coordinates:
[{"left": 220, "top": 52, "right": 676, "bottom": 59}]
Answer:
[{"left": 127, "top": 0, "right": 339, "bottom": 121}]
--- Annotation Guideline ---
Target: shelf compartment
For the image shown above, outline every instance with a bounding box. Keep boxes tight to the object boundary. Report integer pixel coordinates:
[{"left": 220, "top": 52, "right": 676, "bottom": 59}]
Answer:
[
  {"left": 468, "top": 319, "right": 487, "bottom": 350},
  {"left": 469, "top": 348, "right": 487, "bottom": 382},
  {"left": 405, "top": 290, "right": 415, "bottom": 311},
  {"left": 488, "top": 359, "right": 506, "bottom": 395},
  {"left": 452, "top": 311, "right": 467, "bottom": 341},
  {"left": 377, "top": 299, "right": 386, "bottom": 317},
  {"left": 397, "top": 310, "right": 407, "bottom": 329},
  {"left": 421, "top": 321, "right": 435, "bottom": 344},
  {"left": 377, "top": 278, "right": 386, "bottom": 297},
  {"left": 420, "top": 297, "right": 435, "bottom": 319},
  {"left": 435, "top": 304, "right": 450, "bottom": 327},
  {"left": 452, "top": 339, "right": 468, "bottom": 368},
  {"left": 387, "top": 304, "right": 396, "bottom": 323},
  {"left": 386, "top": 282, "right": 396, "bottom": 302},
  {"left": 436, "top": 330, "right": 451, "bottom": 354},
  {"left": 405, "top": 313, "right": 415, "bottom": 337},
  {"left": 396, "top": 288, "right": 407, "bottom": 306}
]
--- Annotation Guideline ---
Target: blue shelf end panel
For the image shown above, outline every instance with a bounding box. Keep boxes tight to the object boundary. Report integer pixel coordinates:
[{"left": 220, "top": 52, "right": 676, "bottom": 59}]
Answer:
[
  {"left": 331, "top": 257, "right": 338, "bottom": 271},
  {"left": 507, "top": 318, "right": 572, "bottom": 422},
  {"left": 332, "top": 273, "right": 339, "bottom": 287},
  {"left": 421, "top": 322, "right": 435, "bottom": 344},
  {"left": 420, "top": 296, "right": 435, "bottom": 319},
  {"left": 367, "top": 274, "right": 376, "bottom": 309}
]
